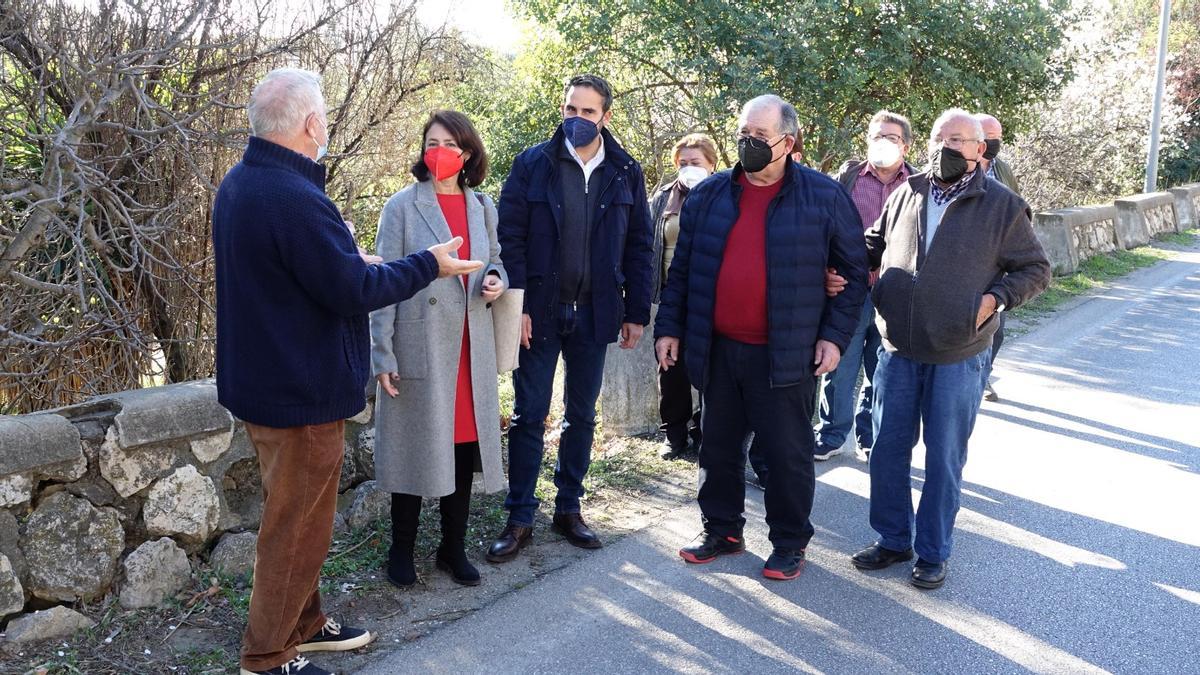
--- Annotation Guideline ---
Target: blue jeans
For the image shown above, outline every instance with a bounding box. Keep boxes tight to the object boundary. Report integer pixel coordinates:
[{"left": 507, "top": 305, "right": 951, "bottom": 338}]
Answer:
[
  {"left": 504, "top": 303, "right": 609, "bottom": 527},
  {"left": 868, "top": 347, "right": 989, "bottom": 563},
  {"left": 816, "top": 296, "right": 881, "bottom": 450}
]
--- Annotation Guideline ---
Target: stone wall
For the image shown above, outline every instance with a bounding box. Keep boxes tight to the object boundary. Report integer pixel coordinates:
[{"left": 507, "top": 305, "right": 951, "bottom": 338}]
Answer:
[
  {"left": 1033, "top": 186, "right": 1193, "bottom": 275},
  {"left": 0, "top": 380, "right": 380, "bottom": 629},
  {"left": 1168, "top": 183, "right": 1200, "bottom": 233}
]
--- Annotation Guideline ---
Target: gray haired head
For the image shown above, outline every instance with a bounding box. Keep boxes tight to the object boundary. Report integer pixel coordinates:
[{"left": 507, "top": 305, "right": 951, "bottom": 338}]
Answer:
[
  {"left": 739, "top": 94, "right": 800, "bottom": 137},
  {"left": 247, "top": 68, "right": 325, "bottom": 139},
  {"left": 930, "top": 108, "right": 984, "bottom": 143}
]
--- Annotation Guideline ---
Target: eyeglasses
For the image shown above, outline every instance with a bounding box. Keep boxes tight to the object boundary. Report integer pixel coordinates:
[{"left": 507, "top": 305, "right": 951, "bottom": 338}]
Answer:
[
  {"left": 934, "top": 136, "right": 979, "bottom": 149},
  {"left": 869, "top": 133, "right": 904, "bottom": 145},
  {"left": 736, "top": 131, "right": 786, "bottom": 146}
]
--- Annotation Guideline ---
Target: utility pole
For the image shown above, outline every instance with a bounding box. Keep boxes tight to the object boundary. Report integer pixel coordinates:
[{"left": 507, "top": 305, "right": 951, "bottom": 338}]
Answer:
[{"left": 1145, "top": 0, "right": 1172, "bottom": 193}]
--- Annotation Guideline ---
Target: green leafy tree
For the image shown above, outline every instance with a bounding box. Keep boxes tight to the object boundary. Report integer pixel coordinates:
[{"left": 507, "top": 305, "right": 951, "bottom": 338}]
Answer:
[{"left": 506, "top": 0, "right": 1080, "bottom": 172}]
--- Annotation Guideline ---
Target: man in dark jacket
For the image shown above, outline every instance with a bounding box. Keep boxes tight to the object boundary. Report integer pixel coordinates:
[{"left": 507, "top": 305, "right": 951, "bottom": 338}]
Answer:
[
  {"left": 655, "top": 95, "right": 869, "bottom": 581},
  {"left": 489, "top": 74, "right": 654, "bottom": 561},
  {"left": 816, "top": 110, "right": 918, "bottom": 464},
  {"left": 851, "top": 108, "right": 1050, "bottom": 590},
  {"left": 214, "top": 68, "right": 480, "bottom": 675}
]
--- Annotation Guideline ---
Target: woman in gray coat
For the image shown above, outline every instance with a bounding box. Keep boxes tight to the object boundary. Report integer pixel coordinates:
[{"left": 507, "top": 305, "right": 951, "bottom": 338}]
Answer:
[{"left": 370, "top": 110, "right": 507, "bottom": 588}]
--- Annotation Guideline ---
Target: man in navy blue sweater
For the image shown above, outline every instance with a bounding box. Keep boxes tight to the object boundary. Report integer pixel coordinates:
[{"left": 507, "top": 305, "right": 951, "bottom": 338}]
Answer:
[{"left": 213, "top": 68, "right": 481, "bottom": 675}]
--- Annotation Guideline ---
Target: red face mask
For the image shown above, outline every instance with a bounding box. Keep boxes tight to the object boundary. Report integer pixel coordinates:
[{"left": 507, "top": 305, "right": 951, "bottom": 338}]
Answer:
[{"left": 424, "top": 146, "right": 465, "bottom": 181}]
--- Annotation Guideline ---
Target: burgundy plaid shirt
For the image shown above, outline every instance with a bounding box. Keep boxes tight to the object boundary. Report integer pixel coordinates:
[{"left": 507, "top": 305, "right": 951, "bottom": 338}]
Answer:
[{"left": 850, "top": 162, "right": 910, "bottom": 231}]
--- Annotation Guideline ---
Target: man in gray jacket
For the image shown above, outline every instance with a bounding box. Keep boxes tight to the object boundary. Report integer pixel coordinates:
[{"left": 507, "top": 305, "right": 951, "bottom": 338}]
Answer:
[{"left": 850, "top": 108, "right": 1050, "bottom": 589}]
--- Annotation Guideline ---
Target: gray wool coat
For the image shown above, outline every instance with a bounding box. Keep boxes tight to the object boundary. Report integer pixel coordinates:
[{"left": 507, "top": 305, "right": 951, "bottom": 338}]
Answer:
[{"left": 369, "top": 179, "right": 508, "bottom": 497}]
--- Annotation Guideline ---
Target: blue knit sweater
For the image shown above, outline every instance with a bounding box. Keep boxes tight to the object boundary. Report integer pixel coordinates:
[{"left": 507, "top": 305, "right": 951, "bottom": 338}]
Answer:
[{"left": 213, "top": 137, "right": 438, "bottom": 427}]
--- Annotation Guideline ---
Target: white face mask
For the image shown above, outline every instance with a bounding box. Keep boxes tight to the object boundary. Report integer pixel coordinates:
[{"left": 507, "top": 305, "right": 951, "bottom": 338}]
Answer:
[
  {"left": 677, "top": 165, "right": 710, "bottom": 189},
  {"left": 867, "top": 139, "right": 902, "bottom": 168},
  {"left": 310, "top": 117, "right": 328, "bottom": 162}
]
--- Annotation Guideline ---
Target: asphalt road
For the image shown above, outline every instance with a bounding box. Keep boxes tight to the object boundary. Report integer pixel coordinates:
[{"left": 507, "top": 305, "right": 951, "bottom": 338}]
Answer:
[{"left": 359, "top": 245, "right": 1200, "bottom": 675}]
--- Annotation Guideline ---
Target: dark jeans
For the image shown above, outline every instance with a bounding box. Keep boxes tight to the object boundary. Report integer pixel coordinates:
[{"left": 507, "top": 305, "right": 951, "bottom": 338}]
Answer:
[
  {"left": 816, "top": 296, "right": 881, "bottom": 450},
  {"left": 504, "top": 303, "right": 608, "bottom": 527},
  {"left": 698, "top": 337, "right": 818, "bottom": 550},
  {"left": 658, "top": 344, "right": 701, "bottom": 449},
  {"left": 869, "top": 347, "right": 989, "bottom": 563}
]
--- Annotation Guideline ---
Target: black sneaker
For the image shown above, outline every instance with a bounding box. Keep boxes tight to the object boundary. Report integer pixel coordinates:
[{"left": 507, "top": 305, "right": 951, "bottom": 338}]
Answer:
[
  {"left": 240, "top": 655, "right": 331, "bottom": 675},
  {"left": 295, "top": 618, "right": 373, "bottom": 653},
  {"left": 679, "top": 531, "right": 745, "bottom": 564},
  {"left": 813, "top": 443, "right": 844, "bottom": 461},
  {"left": 762, "top": 548, "right": 806, "bottom": 580}
]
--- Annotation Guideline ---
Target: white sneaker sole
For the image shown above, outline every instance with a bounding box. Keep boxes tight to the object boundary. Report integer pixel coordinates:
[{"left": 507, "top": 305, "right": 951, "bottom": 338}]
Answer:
[
  {"left": 240, "top": 670, "right": 340, "bottom": 675},
  {"left": 295, "top": 630, "right": 374, "bottom": 653}
]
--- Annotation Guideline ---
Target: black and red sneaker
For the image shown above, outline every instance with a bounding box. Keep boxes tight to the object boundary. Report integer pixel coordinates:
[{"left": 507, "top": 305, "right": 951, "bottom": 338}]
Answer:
[
  {"left": 762, "top": 548, "right": 806, "bottom": 580},
  {"left": 679, "top": 532, "right": 745, "bottom": 564}
]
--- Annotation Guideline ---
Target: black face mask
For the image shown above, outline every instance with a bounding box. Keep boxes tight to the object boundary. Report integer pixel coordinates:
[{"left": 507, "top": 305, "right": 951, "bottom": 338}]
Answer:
[
  {"left": 737, "top": 135, "right": 785, "bottom": 173},
  {"left": 983, "top": 138, "right": 1002, "bottom": 161},
  {"left": 929, "top": 146, "right": 970, "bottom": 183}
]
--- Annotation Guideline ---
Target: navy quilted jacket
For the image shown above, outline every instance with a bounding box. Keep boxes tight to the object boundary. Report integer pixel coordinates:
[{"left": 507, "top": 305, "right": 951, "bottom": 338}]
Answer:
[{"left": 653, "top": 161, "right": 869, "bottom": 390}]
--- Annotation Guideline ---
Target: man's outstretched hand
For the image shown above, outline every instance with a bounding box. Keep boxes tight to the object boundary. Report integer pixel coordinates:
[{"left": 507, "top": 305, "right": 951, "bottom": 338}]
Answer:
[{"left": 428, "top": 237, "right": 484, "bottom": 278}]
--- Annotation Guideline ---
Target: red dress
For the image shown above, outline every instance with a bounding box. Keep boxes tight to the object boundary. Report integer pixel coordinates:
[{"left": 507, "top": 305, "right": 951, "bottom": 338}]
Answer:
[{"left": 436, "top": 193, "right": 478, "bottom": 444}]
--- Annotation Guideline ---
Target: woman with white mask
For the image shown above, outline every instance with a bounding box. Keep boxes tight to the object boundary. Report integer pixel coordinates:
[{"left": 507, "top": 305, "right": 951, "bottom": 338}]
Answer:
[{"left": 649, "top": 133, "right": 718, "bottom": 458}]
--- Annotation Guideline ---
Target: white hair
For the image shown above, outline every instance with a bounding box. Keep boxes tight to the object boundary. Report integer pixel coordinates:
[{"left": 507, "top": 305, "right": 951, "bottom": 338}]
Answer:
[
  {"left": 739, "top": 94, "right": 800, "bottom": 137},
  {"left": 930, "top": 108, "right": 984, "bottom": 142},
  {"left": 247, "top": 68, "right": 325, "bottom": 138}
]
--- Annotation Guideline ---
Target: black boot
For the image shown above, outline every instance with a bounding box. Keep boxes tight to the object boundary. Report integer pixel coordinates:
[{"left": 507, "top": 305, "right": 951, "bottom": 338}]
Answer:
[
  {"left": 387, "top": 493, "right": 420, "bottom": 588},
  {"left": 437, "top": 443, "right": 481, "bottom": 586}
]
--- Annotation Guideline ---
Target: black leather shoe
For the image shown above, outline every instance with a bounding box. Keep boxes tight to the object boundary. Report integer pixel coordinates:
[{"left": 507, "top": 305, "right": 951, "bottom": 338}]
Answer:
[
  {"left": 679, "top": 531, "right": 745, "bottom": 564},
  {"left": 851, "top": 542, "right": 914, "bottom": 570},
  {"left": 551, "top": 512, "right": 602, "bottom": 549},
  {"left": 485, "top": 523, "right": 532, "bottom": 563},
  {"left": 911, "top": 559, "right": 948, "bottom": 589}
]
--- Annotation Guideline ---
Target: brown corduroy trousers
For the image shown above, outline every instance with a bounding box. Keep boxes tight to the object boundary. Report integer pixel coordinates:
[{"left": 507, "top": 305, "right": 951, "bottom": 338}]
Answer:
[{"left": 240, "top": 420, "right": 344, "bottom": 671}]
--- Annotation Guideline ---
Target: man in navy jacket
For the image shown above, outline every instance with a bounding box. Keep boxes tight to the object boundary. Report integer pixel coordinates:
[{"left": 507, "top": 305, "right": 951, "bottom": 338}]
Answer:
[
  {"left": 489, "top": 74, "right": 654, "bottom": 561},
  {"left": 655, "top": 95, "right": 868, "bottom": 581},
  {"left": 214, "top": 68, "right": 480, "bottom": 675}
]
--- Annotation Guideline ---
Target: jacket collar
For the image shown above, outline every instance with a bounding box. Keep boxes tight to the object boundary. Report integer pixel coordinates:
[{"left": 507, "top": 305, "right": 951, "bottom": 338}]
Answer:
[{"left": 242, "top": 136, "right": 326, "bottom": 189}]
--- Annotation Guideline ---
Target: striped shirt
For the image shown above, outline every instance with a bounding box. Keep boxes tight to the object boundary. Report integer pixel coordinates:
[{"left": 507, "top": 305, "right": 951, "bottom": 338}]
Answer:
[{"left": 850, "top": 162, "right": 910, "bottom": 231}]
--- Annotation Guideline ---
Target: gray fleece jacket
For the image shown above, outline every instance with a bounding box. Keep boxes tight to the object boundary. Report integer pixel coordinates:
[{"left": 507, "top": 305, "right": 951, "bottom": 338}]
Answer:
[{"left": 865, "top": 170, "right": 1050, "bottom": 364}]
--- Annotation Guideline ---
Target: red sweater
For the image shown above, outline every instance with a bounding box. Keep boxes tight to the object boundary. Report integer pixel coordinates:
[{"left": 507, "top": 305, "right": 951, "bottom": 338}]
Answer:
[
  {"left": 437, "top": 193, "right": 479, "bottom": 444},
  {"left": 713, "top": 174, "right": 783, "bottom": 344}
]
